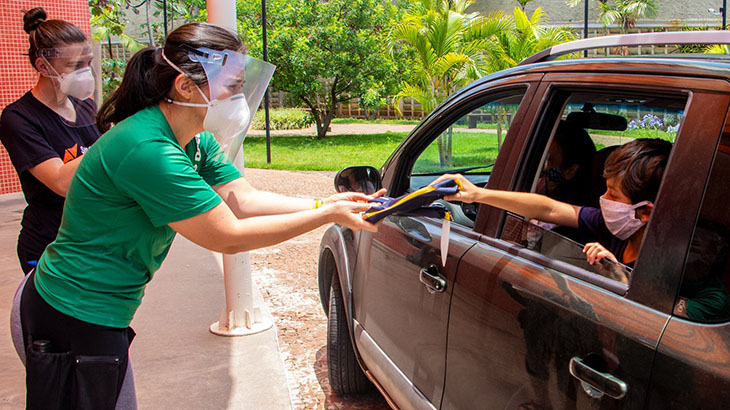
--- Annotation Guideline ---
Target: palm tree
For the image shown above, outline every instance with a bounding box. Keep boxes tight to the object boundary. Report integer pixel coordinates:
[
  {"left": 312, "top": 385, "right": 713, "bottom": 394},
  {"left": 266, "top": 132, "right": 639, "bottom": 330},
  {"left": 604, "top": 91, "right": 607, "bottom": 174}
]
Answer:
[
  {"left": 566, "top": 0, "right": 658, "bottom": 34},
  {"left": 390, "top": 0, "right": 511, "bottom": 165},
  {"left": 598, "top": 0, "right": 658, "bottom": 33},
  {"left": 483, "top": 7, "right": 577, "bottom": 73},
  {"left": 391, "top": 0, "right": 510, "bottom": 114}
]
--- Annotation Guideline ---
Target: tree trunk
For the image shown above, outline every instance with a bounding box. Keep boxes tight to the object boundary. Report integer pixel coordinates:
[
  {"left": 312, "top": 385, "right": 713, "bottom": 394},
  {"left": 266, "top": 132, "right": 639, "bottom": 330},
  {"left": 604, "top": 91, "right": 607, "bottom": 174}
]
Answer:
[
  {"left": 318, "top": 109, "right": 334, "bottom": 139},
  {"left": 437, "top": 126, "right": 454, "bottom": 168}
]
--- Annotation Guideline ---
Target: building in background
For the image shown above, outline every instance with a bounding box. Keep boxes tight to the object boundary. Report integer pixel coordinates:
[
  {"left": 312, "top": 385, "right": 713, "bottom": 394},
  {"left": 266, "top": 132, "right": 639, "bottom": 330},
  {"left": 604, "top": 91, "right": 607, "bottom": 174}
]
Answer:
[{"left": 0, "top": 0, "right": 92, "bottom": 194}]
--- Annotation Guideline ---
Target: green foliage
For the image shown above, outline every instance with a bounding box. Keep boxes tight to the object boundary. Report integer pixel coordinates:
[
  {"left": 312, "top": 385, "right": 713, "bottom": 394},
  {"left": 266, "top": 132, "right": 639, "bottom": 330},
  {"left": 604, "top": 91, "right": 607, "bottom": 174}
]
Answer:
[
  {"left": 331, "top": 118, "right": 421, "bottom": 125},
  {"left": 236, "top": 0, "right": 406, "bottom": 139},
  {"left": 390, "top": 0, "right": 512, "bottom": 114},
  {"left": 567, "top": 0, "right": 658, "bottom": 33},
  {"left": 514, "top": 0, "right": 534, "bottom": 10},
  {"left": 243, "top": 132, "right": 408, "bottom": 170},
  {"left": 360, "top": 86, "right": 388, "bottom": 120},
  {"left": 89, "top": 1, "right": 146, "bottom": 101},
  {"left": 143, "top": 0, "right": 207, "bottom": 45},
  {"left": 250, "top": 108, "right": 315, "bottom": 130},
  {"left": 100, "top": 58, "right": 127, "bottom": 100},
  {"left": 89, "top": 1, "right": 146, "bottom": 54},
  {"left": 483, "top": 7, "right": 576, "bottom": 73}
]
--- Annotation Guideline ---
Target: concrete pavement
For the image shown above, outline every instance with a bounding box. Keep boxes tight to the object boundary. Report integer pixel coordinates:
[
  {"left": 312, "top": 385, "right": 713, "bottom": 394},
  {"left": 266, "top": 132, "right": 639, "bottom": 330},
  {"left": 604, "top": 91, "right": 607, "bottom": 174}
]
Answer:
[{"left": 0, "top": 192, "right": 292, "bottom": 409}]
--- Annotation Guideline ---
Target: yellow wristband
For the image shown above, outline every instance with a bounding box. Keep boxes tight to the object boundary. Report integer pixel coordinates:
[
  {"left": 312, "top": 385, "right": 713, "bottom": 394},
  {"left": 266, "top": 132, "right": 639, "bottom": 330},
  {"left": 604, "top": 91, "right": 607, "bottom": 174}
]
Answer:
[{"left": 313, "top": 198, "right": 323, "bottom": 209}]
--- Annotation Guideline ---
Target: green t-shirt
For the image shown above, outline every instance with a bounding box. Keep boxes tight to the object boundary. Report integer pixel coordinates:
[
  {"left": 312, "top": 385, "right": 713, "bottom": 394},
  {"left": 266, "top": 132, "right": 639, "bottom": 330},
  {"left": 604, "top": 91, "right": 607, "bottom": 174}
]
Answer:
[{"left": 35, "top": 105, "right": 241, "bottom": 328}]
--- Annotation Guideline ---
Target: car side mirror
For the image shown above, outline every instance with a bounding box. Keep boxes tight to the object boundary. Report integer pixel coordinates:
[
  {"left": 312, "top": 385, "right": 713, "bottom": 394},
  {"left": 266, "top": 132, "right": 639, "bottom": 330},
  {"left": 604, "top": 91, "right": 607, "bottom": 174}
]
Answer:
[{"left": 334, "top": 166, "right": 382, "bottom": 194}]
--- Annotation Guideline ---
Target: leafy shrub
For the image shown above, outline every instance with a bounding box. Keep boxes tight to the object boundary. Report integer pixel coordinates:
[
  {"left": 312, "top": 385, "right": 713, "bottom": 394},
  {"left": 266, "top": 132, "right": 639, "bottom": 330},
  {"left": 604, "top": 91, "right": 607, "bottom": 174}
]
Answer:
[
  {"left": 250, "top": 108, "right": 315, "bottom": 130},
  {"left": 627, "top": 113, "right": 681, "bottom": 141}
]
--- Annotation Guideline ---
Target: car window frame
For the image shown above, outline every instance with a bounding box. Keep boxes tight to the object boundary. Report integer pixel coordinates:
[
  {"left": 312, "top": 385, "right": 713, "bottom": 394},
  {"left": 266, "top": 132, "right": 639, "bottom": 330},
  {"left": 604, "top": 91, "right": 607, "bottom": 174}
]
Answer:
[
  {"left": 483, "top": 73, "right": 730, "bottom": 310},
  {"left": 381, "top": 74, "right": 544, "bottom": 225}
]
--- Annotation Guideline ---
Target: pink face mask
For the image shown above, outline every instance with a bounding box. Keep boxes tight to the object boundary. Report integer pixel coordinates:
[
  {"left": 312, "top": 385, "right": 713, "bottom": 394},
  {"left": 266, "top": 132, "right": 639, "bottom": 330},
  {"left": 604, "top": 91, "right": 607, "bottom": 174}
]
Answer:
[{"left": 599, "top": 197, "right": 650, "bottom": 240}]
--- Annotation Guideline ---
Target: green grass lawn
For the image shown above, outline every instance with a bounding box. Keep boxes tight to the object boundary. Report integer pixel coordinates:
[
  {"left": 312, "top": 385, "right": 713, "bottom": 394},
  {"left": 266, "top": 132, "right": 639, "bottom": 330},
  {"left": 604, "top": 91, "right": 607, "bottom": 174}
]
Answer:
[
  {"left": 240, "top": 124, "right": 674, "bottom": 171},
  {"left": 243, "top": 132, "right": 408, "bottom": 170},
  {"left": 413, "top": 131, "right": 501, "bottom": 174}
]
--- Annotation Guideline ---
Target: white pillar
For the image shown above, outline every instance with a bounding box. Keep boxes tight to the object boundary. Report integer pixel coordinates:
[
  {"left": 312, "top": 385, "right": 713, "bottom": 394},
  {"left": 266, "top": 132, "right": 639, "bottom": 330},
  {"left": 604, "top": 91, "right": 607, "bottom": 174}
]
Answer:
[
  {"left": 206, "top": 0, "right": 236, "bottom": 31},
  {"left": 207, "top": 0, "right": 273, "bottom": 336}
]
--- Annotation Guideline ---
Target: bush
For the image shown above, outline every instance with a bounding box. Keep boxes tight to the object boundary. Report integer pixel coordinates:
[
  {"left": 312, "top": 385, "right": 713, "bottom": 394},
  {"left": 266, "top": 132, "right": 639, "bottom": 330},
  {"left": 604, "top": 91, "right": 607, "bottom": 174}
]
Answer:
[{"left": 250, "top": 108, "right": 315, "bottom": 130}]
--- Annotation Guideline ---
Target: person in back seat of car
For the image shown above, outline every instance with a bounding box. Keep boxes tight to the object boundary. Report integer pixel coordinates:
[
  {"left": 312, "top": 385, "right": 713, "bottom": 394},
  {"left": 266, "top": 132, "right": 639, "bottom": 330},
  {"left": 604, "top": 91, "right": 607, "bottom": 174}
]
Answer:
[
  {"left": 434, "top": 138, "right": 671, "bottom": 271},
  {"left": 536, "top": 121, "right": 596, "bottom": 207}
]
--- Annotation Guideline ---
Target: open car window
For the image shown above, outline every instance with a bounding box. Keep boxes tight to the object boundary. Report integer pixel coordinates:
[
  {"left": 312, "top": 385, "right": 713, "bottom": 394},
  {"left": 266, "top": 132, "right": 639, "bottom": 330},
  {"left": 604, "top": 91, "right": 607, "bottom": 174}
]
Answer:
[
  {"left": 407, "top": 91, "right": 527, "bottom": 228},
  {"left": 409, "top": 92, "right": 526, "bottom": 192},
  {"left": 499, "top": 89, "right": 687, "bottom": 290}
]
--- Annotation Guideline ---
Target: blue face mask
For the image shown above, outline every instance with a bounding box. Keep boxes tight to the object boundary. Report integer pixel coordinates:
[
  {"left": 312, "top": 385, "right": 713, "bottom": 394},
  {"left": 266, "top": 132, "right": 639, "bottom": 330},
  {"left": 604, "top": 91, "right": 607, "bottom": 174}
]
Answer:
[{"left": 540, "top": 167, "right": 565, "bottom": 184}]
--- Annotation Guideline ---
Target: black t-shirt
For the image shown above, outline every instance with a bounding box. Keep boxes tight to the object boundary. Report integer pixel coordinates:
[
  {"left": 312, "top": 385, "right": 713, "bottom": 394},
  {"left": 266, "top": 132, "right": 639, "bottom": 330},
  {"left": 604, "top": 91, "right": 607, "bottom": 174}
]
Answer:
[{"left": 0, "top": 92, "right": 100, "bottom": 258}]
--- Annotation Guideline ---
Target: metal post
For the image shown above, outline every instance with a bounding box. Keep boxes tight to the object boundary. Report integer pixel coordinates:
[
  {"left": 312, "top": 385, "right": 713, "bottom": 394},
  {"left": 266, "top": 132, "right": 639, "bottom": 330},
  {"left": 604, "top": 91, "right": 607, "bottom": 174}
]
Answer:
[
  {"left": 162, "top": 0, "right": 168, "bottom": 38},
  {"left": 263, "top": 0, "right": 272, "bottom": 163},
  {"left": 207, "top": 0, "right": 273, "bottom": 337},
  {"left": 724, "top": 0, "right": 727, "bottom": 30},
  {"left": 584, "top": 0, "right": 589, "bottom": 57}
]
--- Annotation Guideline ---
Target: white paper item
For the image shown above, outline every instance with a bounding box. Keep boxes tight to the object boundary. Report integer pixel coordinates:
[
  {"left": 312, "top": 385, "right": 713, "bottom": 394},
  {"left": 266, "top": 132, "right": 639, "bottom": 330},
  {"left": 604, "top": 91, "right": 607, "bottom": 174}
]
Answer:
[{"left": 441, "top": 218, "right": 451, "bottom": 267}]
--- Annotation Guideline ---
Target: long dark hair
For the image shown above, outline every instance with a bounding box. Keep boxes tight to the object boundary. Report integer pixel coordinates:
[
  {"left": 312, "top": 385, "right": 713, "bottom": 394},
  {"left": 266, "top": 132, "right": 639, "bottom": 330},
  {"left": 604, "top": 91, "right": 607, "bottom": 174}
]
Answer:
[
  {"left": 97, "top": 23, "right": 244, "bottom": 132},
  {"left": 23, "top": 7, "right": 87, "bottom": 69}
]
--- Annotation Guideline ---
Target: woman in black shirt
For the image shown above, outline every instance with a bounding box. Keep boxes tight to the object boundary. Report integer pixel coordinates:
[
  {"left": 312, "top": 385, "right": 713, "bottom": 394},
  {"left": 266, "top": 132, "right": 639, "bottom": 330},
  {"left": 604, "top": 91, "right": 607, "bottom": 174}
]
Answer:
[{"left": 0, "top": 7, "right": 100, "bottom": 273}]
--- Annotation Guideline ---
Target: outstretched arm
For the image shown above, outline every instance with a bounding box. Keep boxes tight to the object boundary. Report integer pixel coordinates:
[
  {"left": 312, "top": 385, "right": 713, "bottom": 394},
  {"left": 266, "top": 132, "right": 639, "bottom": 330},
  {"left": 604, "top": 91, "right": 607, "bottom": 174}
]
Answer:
[
  {"left": 432, "top": 173, "right": 581, "bottom": 228},
  {"left": 169, "top": 199, "right": 376, "bottom": 254},
  {"left": 213, "top": 176, "right": 384, "bottom": 218}
]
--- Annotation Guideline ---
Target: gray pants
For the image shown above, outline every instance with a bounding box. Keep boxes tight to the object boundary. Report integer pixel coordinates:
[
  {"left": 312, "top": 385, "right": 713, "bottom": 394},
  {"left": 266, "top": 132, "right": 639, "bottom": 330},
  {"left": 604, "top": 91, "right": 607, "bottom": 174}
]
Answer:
[{"left": 10, "top": 272, "right": 138, "bottom": 410}]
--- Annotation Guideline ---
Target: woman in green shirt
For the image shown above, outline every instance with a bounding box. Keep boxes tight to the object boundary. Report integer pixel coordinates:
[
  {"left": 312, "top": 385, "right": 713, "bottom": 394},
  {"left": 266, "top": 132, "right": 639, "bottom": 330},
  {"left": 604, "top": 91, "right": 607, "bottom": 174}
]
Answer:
[{"left": 12, "top": 22, "right": 378, "bottom": 410}]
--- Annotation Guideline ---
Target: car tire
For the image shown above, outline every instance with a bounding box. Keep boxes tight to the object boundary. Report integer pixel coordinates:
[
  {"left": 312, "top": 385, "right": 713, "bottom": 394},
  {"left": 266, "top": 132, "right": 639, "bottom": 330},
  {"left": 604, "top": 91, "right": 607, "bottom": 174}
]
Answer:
[{"left": 327, "top": 274, "right": 372, "bottom": 395}]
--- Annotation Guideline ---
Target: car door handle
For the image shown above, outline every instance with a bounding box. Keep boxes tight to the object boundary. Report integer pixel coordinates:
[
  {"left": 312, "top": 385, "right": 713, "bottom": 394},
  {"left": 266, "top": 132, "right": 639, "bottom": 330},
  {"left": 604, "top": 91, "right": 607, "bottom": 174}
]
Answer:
[
  {"left": 420, "top": 265, "right": 446, "bottom": 293},
  {"left": 569, "top": 356, "right": 627, "bottom": 400}
]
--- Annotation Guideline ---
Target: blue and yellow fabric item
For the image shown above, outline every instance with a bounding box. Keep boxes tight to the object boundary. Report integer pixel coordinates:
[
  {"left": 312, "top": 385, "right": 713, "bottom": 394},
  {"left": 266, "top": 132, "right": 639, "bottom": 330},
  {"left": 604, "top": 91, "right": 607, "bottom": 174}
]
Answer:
[{"left": 362, "top": 179, "right": 462, "bottom": 223}]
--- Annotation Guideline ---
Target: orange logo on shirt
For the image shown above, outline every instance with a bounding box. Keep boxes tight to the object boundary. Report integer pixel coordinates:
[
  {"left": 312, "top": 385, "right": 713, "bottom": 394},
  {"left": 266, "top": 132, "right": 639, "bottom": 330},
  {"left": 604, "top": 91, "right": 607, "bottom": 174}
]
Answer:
[{"left": 63, "top": 144, "right": 78, "bottom": 163}]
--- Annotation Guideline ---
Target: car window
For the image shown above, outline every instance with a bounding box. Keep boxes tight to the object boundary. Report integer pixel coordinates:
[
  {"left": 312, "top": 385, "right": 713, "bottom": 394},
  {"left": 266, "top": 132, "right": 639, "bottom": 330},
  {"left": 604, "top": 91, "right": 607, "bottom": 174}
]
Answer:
[
  {"left": 500, "top": 90, "right": 687, "bottom": 289},
  {"left": 675, "top": 132, "right": 730, "bottom": 323},
  {"left": 408, "top": 91, "right": 527, "bottom": 227}
]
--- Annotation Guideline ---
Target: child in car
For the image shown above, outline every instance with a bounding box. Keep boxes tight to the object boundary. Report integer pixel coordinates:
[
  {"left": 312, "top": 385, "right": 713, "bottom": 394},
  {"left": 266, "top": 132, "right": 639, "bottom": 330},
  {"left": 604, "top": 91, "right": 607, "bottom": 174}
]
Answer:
[{"left": 433, "top": 138, "right": 671, "bottom": 270}]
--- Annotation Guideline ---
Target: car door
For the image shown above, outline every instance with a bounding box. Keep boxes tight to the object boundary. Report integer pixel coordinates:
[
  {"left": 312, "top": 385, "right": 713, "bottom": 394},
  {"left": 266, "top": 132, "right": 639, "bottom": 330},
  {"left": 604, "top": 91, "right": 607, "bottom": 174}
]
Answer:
[
  {"left": 351, "top": 77, "right": 540, "bottom": 409},
  {"left": 441, "top": 72, "right": 730, "bottom": 410},
  {"left": 646, "top": 102, "right": 730, "bottom": 409}
]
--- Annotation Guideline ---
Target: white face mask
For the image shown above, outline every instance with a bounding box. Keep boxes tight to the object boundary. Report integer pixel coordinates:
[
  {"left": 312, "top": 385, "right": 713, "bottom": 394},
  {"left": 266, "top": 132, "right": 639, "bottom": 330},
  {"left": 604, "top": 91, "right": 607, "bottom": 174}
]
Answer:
[
  {"left": 599, "top": 197, "right": 650, "bottom": 240},
  {"left": 42, "top": 58, "right": 95, "bottom": 100},
  {"left": 168, "top": 87, "right": 251, "bottom": 144}
]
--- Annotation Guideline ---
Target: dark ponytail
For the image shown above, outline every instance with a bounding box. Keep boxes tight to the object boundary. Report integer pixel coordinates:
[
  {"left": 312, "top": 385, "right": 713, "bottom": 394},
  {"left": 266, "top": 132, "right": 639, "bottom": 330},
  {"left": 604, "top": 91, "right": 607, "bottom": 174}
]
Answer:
[
  {"left": 97, "top": 22, "right": 245, "bottom": 132},
  {"left": 23, "top": 7, "right": 87, "bottom": 69}
]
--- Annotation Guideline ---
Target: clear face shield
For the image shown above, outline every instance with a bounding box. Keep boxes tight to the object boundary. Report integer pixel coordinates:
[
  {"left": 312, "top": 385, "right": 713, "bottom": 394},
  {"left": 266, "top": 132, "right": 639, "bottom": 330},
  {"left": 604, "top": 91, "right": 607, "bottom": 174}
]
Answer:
[
  {"left": 174, "top": 45, "right": 275, "bottom": 163},
  {"left": 36, "top": 43, "right": 97, "bottom": 127}
]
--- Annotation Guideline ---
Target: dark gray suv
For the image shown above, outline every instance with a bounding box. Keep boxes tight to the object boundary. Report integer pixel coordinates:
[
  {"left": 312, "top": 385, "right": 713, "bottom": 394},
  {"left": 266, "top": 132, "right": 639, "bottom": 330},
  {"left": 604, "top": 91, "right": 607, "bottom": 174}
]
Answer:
[{"left": 318, "top": 32, "right": 730, "bottom": 409}]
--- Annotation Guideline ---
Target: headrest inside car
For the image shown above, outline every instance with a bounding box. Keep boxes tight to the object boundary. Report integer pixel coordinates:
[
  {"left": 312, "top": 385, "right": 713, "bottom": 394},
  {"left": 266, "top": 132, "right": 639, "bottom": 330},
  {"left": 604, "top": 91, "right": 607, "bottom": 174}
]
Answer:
[{"left": 566, "top": 112, "right": 627, "bottom": 131}]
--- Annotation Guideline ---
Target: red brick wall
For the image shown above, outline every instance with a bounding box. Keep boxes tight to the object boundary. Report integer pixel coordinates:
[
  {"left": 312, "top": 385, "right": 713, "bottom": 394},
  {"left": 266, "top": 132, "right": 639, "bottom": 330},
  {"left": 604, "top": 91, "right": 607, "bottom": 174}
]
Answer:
[{"left": 0, "top": 1, "right": 92, "bottom": 195}]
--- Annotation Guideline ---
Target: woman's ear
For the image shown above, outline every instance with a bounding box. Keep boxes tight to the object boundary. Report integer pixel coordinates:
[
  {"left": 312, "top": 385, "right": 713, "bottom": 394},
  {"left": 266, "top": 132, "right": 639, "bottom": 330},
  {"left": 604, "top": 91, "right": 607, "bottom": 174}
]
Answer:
[
  {"left": 34, "top": 57, "right": 53, "bottom": 77},
  {"left": 172, "top": 73, "right": 196, "bottom": 101},
  {"left": 636, "top": 202, "right": 653, "bottom": 223}
]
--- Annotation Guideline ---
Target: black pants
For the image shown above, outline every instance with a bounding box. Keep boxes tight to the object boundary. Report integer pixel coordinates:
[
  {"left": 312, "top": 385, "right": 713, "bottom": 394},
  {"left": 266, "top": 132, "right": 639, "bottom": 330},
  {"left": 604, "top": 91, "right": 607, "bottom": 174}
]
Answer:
[
  {"left": 17, "top": 243, "right": 40, "bottom": 275},
  {"left": 20, "top": 272, "right": 134, "bottom": 410}
]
